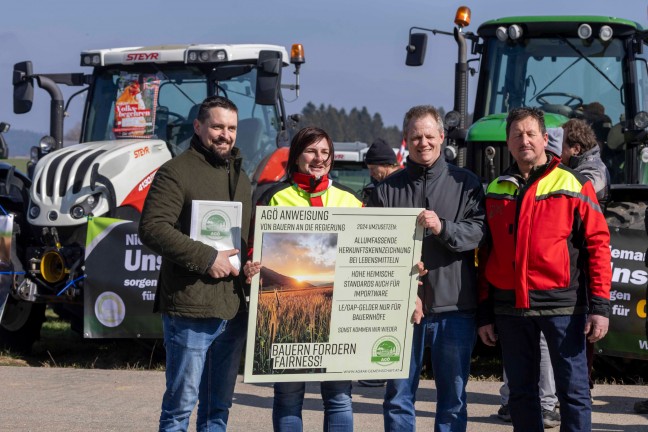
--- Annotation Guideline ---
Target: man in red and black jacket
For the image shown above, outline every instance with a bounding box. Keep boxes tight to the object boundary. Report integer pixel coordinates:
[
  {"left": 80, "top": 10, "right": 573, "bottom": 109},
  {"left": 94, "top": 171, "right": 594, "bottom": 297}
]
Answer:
[{"left": 477, "top": 107, "right": 611, "bottom": 432}]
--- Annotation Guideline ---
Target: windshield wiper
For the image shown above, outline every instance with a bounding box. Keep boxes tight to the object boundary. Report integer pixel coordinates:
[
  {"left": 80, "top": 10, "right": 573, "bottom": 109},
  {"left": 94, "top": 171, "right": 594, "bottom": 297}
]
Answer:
[
  {"left": 559, "top": 36, "right": 619, "bottom": 91},
  {"left": 532, "top": 57, "right": 582, "bottom": 98},
  {"left": 152, "top": 65, "right": 198, "bottom": 106}
]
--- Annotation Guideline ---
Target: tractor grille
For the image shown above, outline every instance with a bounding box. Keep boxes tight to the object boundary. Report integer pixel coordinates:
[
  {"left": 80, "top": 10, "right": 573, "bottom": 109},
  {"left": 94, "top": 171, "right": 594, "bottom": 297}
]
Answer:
[{"left": 36, "top": 149, "right": 107, "bottom": 198}]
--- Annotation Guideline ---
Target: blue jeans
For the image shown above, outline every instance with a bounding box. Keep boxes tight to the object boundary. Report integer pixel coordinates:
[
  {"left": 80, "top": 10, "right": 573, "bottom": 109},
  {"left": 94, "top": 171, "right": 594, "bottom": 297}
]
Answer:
[
  {"left": 496, "top": 314, "right": 591, "bottom": 432},
  {"left": 272, "top": 380, "right": 353, "bottom": 431},
  {"left": 383, "top": 311, "right": 476, "bottom": 432},
  {"left": 159, "top": 312, "right": 246, "bottom": 432}
]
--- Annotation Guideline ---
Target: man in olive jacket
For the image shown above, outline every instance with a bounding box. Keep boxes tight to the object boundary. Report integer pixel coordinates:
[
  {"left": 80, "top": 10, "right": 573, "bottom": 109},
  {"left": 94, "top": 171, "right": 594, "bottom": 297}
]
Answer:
[{"left": 139, "top": 96, "right": 252, "bottom": 432}]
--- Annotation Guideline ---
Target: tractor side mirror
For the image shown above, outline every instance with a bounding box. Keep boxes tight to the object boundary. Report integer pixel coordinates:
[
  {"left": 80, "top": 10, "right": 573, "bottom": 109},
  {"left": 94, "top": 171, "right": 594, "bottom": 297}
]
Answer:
[
  {"left": 255, "top": 50, "right": 283, "bottom": 106},
  {"left": 406, "top": 33, "right": 428, "bottom": 66},
  {"left": 13, "top": 61, "right": 34, "bottom": 114}
]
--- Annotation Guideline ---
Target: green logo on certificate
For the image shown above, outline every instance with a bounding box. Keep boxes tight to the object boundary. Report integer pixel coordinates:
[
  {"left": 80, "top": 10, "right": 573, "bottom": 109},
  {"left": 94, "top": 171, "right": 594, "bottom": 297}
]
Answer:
[
  {"left": 200, "top": 211, "right": 231, "bottom": 240},
  {"left": 371, "top": 336, "right": 401, "bottom": 365}
]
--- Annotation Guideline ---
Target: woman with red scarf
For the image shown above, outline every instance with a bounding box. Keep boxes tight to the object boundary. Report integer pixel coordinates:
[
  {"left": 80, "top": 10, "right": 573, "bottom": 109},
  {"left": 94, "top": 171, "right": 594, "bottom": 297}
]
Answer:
[{"left": 257, "top": 126, "right": 362, "bottom": 431}]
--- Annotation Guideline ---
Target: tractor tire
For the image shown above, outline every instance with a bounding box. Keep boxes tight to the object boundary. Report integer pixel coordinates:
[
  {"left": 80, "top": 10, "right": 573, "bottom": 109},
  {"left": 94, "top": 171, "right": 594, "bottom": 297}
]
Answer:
[
  {"left": 0, "top": 299, "right": 45, "bottom": 354},
  {"left": 605, "top": 201, "right": 647, "bottom": 230}
]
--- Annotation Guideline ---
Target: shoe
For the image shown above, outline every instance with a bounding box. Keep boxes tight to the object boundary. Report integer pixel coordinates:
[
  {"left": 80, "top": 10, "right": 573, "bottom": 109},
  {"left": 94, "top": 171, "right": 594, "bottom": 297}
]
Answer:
[
  {"left": 542, "top": 407, "right": 561, "bottom": 428},
  {"left": 635, "top": 400, "right": 648, "bottom": 414},
  {"left": 357, "top": 380, "right": 386, "bottom": 387},
  {"left": 497, "top": 405, "right": 512, "bottom": 422}
]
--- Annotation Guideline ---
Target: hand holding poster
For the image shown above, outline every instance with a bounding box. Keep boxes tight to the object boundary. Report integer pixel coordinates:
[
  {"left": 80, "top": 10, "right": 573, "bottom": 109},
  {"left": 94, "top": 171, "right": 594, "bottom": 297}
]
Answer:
[{"left": 244, "top": 206, "right": 423, "bottom": 383}]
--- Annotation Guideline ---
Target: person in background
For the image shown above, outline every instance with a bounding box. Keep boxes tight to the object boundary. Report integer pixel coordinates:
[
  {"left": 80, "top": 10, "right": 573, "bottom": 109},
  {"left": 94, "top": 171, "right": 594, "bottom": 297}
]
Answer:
[
  {"left": 360, "top": 138, "right": 401, "bottom": 205},
  {"left": 256, "top": 126, "right": 363, "bottom": 432},
  {"left": 369, "top": 105, "right": 486, "bottom": 432},
  {"left": 495, "top": 127, "right": 564, "bottom": 429},
  {"left": 478, "top": 107, "right": 611, "bottom": 432},
  {"left": 357, "top": 137, "right": 401, "bottom": 388},
  {"left": 581, "top": 102, "right": 613, "bottom": 147},
  {"left": 139, "top": 96, "right": 259, "bottom": 432},
  {"left": 562, "top": 118, "right": 612, "bottom": 400},
  {"left": 561, "top": 118, "right": 610, "bottom": 203}
]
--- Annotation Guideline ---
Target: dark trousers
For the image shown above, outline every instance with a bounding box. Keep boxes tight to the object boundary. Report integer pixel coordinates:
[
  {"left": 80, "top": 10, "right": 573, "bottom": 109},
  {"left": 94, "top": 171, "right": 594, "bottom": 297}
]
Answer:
[{"left": 496, "top": 314, "right": 591, "bottom": 432}]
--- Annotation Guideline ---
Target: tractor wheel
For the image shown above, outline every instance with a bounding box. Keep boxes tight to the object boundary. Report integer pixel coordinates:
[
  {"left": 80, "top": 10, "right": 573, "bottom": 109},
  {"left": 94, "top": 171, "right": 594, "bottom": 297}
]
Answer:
[
  {"left": 0, "top": 299, "right": 45, "bottom": 354},
  {"left": 605, "top": 201, "right": 647, "bottom": 230}
]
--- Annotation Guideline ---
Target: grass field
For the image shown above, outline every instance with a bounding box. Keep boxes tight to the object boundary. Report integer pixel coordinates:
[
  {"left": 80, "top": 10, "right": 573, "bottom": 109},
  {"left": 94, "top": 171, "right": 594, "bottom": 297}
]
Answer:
[
  {"left": 0, "top": 308, "right": 166, "bottom": 369},
  {"left": 5, "top": 158, "right": 28, "bottom": 173},
  {"left": 253, "top": 287, "right": 333, "bottom": 374},
  {"left": 0, "top": 300, "right": 646, "bottom": 385}
]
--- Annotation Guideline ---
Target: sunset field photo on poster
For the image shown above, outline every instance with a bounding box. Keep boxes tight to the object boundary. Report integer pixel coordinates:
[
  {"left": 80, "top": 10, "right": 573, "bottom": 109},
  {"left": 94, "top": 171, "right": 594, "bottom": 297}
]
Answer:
[{"left": 244, "top": 206, "right": 423, "bottom": 383}]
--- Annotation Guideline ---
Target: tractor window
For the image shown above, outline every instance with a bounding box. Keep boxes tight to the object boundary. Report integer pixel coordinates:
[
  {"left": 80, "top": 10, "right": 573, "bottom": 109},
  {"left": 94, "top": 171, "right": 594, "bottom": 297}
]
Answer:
[
  {"left": 482, "top": 37, "right": 626, "bottom": 124},
  {"left": 84, "top": 66, "right": 208, "bottom": 144},
  {"left": 634, "top": 58, "right": 648, "bottom": 115},
  {"left": 635, "top": 56, "right": 648, "bottom": 184},
  {"left": 83, "top": 64, "right": 281, "bottom": 177}
]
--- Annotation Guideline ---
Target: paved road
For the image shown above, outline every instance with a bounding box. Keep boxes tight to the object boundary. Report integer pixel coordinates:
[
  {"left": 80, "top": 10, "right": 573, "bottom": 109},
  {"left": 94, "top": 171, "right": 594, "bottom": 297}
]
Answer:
[{"left": 1, "top": 366, "right": 646, "bottom": 431}]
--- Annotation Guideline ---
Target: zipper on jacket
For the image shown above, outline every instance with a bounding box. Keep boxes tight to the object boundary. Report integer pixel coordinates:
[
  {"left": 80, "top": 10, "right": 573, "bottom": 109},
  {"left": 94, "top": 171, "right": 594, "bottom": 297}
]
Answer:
[{"left": 420, "top": 171, "right": 429, "bottom": 314}]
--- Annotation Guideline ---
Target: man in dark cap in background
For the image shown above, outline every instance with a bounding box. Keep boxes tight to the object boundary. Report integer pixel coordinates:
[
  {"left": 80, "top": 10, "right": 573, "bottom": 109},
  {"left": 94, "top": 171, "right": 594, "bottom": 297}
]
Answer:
[
  {"left": 358, "top": 137, "right": 402, "bottom": 387},
  {"left": 361, "top": 138, "right": 401, "bottom": 204}
]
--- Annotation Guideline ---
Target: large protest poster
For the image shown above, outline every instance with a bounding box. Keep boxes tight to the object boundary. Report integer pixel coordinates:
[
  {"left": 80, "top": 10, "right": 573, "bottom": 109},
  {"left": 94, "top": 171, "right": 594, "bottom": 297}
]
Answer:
[
  {"left": 595, "top": 227, "right": 648, "bottom": 360},
  {"left": 244, "top": 207, "right": 423, "bottom": 383},
  {"left": 83, "top": 217, "right": 162, "bottom": 338},
  {"left": 113, "top": 73, "right": 161, "bottom": 138}
]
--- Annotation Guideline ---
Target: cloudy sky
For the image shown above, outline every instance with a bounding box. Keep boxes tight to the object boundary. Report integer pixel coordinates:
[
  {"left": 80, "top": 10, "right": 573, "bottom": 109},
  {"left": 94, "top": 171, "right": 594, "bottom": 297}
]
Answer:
[
  {"left": 261, "top": 232, "right": 337, "bottom": 283},
  {"left": 1, "top": 0, "right": 646, "bottom": 136}
]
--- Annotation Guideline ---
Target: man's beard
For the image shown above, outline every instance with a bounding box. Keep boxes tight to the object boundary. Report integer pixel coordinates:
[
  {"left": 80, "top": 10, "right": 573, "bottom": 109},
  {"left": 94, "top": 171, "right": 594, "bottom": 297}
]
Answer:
[{"left": 207, "top": 138, "right": 232, "bottom": 159}]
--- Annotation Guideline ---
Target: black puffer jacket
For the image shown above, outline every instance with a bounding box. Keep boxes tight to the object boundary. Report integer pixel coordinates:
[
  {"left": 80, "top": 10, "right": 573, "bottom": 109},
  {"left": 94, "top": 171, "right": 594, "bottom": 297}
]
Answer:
[{"left": 368, "top": 156, "right": 486, "bottom": 313}]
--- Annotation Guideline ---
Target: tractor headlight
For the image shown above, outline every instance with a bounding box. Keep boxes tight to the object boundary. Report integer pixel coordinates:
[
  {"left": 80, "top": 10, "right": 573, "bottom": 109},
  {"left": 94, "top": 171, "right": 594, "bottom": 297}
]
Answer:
[
  {"left": 39, "top": 136, "right": 56, "bottom": 153},
  {"left": 71, "top": 194, "right": 101, "bottom": 219},
  {"left": 444, "top": 111, "right": 462, "bottom": 128},
  {"left": 29, "top": 205, "right": 40, "bottom": 219},
  {"left": 634, "top": 111, "right": 648, "bottom": 129},
  {"left": 496, "top": 26, "right": 509, "bottom": 42},
  {"left": 29, "top": 146, "right": 40, "bottom": 166},
  {"left": 577, "top": 24, "right": 593, "bottom": 40},
  {"left": 508, "top": 25, "right": 523, "bottom": 40},
  {"left": 599, "top": 25, "right": 613, "bottom": 42},
  {"left": 71, "top": 206, "right": 85, "bottom": 219},
  {"left": 640, "top": 147, "right": 648, "bottom": 164},
  {"left": 444, "top": 145, "right": 458, "bottom": 161}
]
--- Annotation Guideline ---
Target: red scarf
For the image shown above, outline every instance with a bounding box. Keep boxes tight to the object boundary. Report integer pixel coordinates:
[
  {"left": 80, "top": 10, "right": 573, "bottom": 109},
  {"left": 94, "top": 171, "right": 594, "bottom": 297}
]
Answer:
[{"left": 291, "top": 172, "right": 330, "bottom": 207}]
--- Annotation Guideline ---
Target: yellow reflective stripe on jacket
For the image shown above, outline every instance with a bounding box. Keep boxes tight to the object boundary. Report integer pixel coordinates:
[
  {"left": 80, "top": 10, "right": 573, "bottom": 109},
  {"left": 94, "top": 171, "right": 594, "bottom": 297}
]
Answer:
[
  {"left": 268, "top": 182, "right": 363, "bottom": 208},
  {"left": 486, "top": 177, "right": 518, "bottom": 198},
  {"left": 487, "top": 166, "right": 584, "bottom": 198},
  {"left": 536, "top": 165, "right": 583, "bottom": 197}
]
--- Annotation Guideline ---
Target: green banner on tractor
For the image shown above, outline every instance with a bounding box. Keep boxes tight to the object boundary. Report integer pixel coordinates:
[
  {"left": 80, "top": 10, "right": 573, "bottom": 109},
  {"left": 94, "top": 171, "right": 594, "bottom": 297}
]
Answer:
[
  {"left": 595, "top": 227, "right": 648, "bottom": 360},
  {"left": 83, "top": 217, "right": 162, "bottom": 338}
]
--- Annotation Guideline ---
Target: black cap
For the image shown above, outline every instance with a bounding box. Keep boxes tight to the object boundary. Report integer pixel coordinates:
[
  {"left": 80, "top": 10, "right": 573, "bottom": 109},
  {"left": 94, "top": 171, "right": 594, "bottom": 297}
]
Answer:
[{"left": 365, "top": 138, "right": 397, "bottom": 165}]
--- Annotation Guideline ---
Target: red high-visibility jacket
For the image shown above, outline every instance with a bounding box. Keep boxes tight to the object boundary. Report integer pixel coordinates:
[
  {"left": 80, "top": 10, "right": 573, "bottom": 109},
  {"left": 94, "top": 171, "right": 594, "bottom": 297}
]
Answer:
[{"left": 478, "top": 156, "right": 611, "bottom": 321}]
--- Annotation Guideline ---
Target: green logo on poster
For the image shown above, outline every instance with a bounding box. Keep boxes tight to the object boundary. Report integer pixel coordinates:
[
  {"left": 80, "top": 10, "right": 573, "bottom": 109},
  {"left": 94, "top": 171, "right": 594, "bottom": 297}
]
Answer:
[
  {"left": 200, "top": 210, "right": 231, "bottom": 240},
  {"left": 371, "top": 336, "right": 401, "bottom": 366},
  {"left": 94, "top": 291, "right": 126, "bottom": 328}
]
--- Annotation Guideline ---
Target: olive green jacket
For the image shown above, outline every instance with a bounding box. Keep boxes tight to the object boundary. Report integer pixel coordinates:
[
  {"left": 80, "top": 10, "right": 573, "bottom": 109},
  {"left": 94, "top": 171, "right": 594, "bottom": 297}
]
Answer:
[{"left": 139, "top": 135, "right": 251, "bottom": 319}]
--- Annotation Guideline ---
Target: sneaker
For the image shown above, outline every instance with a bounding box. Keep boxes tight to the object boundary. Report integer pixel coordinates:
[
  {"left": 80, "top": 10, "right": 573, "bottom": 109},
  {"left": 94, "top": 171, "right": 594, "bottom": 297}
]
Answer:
[
  {"left": 497, "top": 405, "right": 512, "bottom": 422},
  {"left": 635, "top": 400, "right": 648, "bottom": 414},
  {"left": 357, "top": 380, "right": 386, "bottom": 387},
  {"left": 542, "top": 408, "right": 561, "bottom": 428}
]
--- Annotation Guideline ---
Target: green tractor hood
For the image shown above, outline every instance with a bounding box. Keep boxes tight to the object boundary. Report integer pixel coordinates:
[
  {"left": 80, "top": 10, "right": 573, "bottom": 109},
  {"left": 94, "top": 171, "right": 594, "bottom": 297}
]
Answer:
[{"left": 466, "top": 113, "right": 569, "bottom": 143}]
